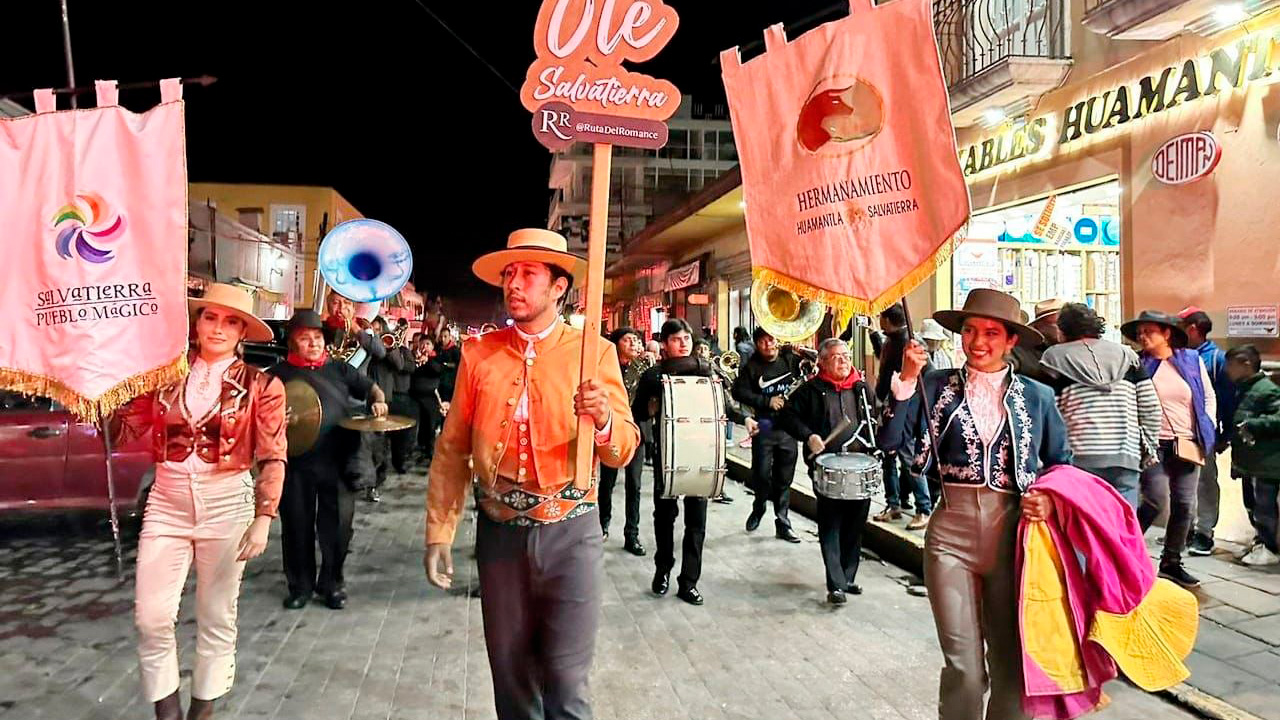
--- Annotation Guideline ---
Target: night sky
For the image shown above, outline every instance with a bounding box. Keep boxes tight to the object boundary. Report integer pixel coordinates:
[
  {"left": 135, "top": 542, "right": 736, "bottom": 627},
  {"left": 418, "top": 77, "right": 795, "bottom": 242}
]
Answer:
[{"left": 9, "top": 1, "right": 845, "bottom": 322}]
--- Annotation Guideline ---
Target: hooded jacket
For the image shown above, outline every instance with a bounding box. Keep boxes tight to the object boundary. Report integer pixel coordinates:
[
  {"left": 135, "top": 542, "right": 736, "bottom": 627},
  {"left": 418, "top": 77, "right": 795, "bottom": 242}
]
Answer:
[{"left": 1040, "top": 339, "right": 1162, "bottom": 472}]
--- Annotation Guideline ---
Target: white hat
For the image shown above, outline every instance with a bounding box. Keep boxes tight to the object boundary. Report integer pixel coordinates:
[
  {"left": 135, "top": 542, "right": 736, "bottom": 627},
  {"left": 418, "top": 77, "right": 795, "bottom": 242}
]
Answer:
[{"left": 919, "top": 318, "right": 949, "bottom": 341}]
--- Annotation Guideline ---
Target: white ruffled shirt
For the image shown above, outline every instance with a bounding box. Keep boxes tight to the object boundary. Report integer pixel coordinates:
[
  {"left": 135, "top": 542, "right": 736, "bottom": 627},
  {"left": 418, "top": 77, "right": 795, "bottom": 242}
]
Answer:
[
  {"left": 892, "top": 365, "right": 1011, "bottom": 445},
  {"left": 163, "top": 355, "right": 237, "bottom": 476},
  {"left": 514, "top": 320, "right": 612, "bottom": 443}
]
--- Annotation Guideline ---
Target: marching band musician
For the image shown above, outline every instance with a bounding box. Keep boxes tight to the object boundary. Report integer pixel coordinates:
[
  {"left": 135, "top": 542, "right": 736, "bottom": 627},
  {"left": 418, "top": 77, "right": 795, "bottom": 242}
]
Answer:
[
  {"left": 269, "top": 310, "right": 389, "bottom": 612},
  {"left": 732, "top": 327, "right": 816, "bottom": 543},
  {"left": 632, "top": 319, "right": 749, "bottom": 606},
  {"left": 322, "top": 291, "right": 387, "bottom": 495},
  {"left": 424, "top": 229, "right": 639, "bottom": 720},
  {"left": 362, "top": 316, "right": 411, "bottom": 501},
  {"left": 113, "top": 283, "right": 286, "bottom": 720},
  {"left": 879, "top": 289, "right": 1071, "bottom": 720},
  {"left": 779, "top": 338, "right": 875, "bottom": 605},
  {"left": 409, "top": 334, "right": 444, "bottom": 464},
  {"left": 599, "top": 326, "right": 651, "bottom": 555}
]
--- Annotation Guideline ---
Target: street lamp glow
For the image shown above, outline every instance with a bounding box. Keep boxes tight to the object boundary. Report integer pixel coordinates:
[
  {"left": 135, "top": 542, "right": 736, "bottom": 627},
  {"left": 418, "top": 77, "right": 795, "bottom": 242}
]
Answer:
[
  {"left": 1214, "top": 3, "right": 1247, "bottom": 23},
  {"left": 982, "top": 108, "right": 1006, "bottom": 125}
]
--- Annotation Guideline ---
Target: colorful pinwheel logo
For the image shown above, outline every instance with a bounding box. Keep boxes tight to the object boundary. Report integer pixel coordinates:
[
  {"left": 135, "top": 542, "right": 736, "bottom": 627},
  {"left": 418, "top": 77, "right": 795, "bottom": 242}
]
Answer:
[{"left": 51, "top": 192, "right": 128, "bottom": 264}]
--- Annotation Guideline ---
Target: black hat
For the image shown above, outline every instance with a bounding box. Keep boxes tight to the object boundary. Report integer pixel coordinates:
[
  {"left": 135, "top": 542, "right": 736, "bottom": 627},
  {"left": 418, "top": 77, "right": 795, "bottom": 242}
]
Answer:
[
  {"left": 1121, "top": 310, "right": 1188, "bottom": 347},
  {"left": 286, "top": 309, "right": 326, "bottom": 336}
]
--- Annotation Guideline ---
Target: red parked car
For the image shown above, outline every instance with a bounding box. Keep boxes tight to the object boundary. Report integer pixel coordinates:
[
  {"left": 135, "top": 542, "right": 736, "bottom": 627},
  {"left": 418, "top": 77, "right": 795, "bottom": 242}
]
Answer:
[{"left": 0, "top": 391, "right": 153, "bottom": 513}]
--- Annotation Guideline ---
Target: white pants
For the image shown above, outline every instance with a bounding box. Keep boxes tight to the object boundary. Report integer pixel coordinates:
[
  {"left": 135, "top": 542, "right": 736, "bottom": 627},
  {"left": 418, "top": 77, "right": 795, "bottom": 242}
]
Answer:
[{"left": 136, "top": 467, "right": 254, "bottom": 702}]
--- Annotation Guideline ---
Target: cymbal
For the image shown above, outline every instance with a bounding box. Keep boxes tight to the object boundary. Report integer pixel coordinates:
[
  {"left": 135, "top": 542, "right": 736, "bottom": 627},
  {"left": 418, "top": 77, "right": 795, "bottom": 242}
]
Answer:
[
  {"left": 340, "top": 414, "right": 417, "bottom": 432},
  {"left": 284, "top": 380, "right": 323, "bottom": 457}
]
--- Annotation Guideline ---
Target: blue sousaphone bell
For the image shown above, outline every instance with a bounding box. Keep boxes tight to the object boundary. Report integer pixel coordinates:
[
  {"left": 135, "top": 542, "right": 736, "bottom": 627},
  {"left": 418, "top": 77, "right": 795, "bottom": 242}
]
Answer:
[{"left": 318, "top": 219, "right": 413, "bottom": 303}]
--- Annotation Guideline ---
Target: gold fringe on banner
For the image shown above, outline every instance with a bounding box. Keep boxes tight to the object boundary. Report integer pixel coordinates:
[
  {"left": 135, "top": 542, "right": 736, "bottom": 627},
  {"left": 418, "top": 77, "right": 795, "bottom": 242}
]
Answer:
[
  {"left": 0, "top": 354, "right": 188, "bottom": 425},
  {"left": 753, "top": 233, "right": 964, "bottom": 326}
]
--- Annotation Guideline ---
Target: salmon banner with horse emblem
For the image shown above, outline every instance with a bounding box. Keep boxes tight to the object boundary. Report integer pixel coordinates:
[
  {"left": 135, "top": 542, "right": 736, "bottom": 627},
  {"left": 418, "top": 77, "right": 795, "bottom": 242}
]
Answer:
[
  {"left": 720, "top": 0, "right": 970, "bottom": 322},
  {"left": 0, "top": 80, "right": 190, "bottom": 422}
]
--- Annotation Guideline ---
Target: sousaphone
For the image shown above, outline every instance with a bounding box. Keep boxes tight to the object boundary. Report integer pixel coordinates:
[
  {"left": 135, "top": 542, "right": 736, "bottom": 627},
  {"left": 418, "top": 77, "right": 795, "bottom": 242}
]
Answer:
[{"left": 750, "top": 279, "right": 826, "bottom": 342}]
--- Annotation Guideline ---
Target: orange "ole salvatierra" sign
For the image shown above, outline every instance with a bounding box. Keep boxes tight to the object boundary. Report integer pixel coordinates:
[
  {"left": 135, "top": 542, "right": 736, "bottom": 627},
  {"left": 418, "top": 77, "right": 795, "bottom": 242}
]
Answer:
[{"left": 521, "top": 0, "right": 681, "bottom": 150}]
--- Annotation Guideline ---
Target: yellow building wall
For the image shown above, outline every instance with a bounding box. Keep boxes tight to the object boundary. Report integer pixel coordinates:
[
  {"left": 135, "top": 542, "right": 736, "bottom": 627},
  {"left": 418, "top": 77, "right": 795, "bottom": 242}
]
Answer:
[{"left": 187, "top": 183, "right": 364, "bottom": 307}]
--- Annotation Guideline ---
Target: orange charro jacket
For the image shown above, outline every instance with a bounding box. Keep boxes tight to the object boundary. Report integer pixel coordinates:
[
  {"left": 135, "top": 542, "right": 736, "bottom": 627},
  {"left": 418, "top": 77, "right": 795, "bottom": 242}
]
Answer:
[
  {"left": 425, "top": 322, "right": 640, "bottom": 545},
  {"left": 114, "top": 358, "right": 288, "bottom": 517}
]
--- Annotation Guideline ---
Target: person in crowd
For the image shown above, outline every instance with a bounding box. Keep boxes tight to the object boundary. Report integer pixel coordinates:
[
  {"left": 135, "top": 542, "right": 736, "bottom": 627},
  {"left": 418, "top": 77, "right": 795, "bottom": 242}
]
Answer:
[
  {"left": 115, "top": 284, "right": 286, "bottom": 720},
  {"left": 1224, "top": 344, "right": 1280, "bottom": 566},
  {"left": 733, "top": 326, "right": 754, "bottom": 365},
  {"left": 780, "top": 338, "right": 876, "bottom": 605},
  {"left": 633, "top": 319, "right": 749, "bottom": 605},
  {"left": 1040, "top": 303, "right": 1162, "bottom": 508},
  {"left": 410, "top": 335, "right": 444, "bottom": 464},
  {"left": 919, "top": 318, "right": 954, "bottom": 370},
  {"left": 873, "top": 303, "right": 932, "bottom": 529},
  {"left": 1122, "top": 310, "right": 1217, "bottom": 588},
  {"left": 879, "top": 289, "right": 1070, "bottom": 720},
  {"left": 1010, "top": 298, "right": 1064, "bottom": 386},
  {"left": 600, "top": 327, "right": 650, "bottom": 555},
  {"left": 1179, "top": 307, "right": 1238, "bottom": 556},
  {"left": 733, "top": 327, "right": 813, "bottom": 543}
]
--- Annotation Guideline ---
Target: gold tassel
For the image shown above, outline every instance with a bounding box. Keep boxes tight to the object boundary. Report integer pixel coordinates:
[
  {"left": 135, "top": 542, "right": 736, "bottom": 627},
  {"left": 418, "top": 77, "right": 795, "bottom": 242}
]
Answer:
[
  {"left": 0, "top": 354, "right": 188, "bottom": 424},
  {"left": 753, "top": 236, "right": 960, "bottom": 319}
]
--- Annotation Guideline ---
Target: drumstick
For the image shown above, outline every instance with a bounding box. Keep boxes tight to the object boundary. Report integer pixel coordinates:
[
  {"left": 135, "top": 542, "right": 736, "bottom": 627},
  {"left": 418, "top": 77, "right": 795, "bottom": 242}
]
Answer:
[{"left": 806, "top": 417, "right": 854, "bottom": 461}]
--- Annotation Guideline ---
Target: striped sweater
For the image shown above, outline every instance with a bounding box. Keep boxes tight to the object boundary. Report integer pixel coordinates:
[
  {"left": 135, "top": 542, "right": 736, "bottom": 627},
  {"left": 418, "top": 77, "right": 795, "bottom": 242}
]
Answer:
[{"left": 1041, "top": 339, "right": 1162, "bottom": 472}]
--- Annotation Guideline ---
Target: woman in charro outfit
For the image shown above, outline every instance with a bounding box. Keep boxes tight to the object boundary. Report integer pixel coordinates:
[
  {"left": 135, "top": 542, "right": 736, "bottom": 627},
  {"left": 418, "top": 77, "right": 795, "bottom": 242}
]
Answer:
[{"left": 115, "top": 283, "right": 287, "bottom": 720}]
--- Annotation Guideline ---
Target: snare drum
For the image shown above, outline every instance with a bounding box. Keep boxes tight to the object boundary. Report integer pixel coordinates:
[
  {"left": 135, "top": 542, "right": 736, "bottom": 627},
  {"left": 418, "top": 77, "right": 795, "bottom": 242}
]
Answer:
[{"left": 813, "top": 452, "right": 882, "bottom": 500}]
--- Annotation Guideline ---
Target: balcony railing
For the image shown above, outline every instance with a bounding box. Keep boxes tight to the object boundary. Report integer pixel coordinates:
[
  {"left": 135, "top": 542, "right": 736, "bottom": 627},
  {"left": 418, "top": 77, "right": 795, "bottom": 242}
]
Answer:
[{"left": 933, "top": 0, "right": 1069, "bottom": 89}]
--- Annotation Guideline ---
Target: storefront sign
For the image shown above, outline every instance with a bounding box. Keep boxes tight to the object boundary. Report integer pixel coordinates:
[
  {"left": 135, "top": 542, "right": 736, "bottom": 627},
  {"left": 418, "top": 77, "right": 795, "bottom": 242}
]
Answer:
[
  {"left": 958, "top": 117, "right": 1051, "bottom": 177},
  {"left": 1227, "top": 305, "right": 1279, "bottom": 338},
  {"left": 961, "top": 28, "right": 1280, "bottom": 178},
  {"left": 952, "top": 240, "right": 1003, "bottom": 308},
  {"left": 663, "top": 260, "right": 700, "bottom": 291},
  {"left": 1151, "top": 132, "right": 1221, "bottom": 184},
  {"left": 522, "top": 0, "right": 681, "bottom": 150}
]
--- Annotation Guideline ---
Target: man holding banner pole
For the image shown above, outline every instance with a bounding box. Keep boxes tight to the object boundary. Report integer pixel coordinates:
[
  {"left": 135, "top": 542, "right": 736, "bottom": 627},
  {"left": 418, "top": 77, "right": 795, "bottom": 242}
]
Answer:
[{"left": 423, "top": 229, "right": 639, "bottom": 720}]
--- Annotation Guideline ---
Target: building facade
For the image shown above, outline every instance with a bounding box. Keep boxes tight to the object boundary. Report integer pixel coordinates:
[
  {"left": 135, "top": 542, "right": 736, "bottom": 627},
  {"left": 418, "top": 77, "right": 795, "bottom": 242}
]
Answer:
[
  {"left": 188, "top": 183, "right": 365, "bottom": 309},
  {"left": 547, "top": 97, "right": 739, "bottom": 253}
]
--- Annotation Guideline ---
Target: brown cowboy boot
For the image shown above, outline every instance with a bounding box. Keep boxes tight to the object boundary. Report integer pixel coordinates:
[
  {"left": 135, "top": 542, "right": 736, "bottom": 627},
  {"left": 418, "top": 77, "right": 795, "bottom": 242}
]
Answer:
[
  {"left": 153, "top": 691, "right": 181, "bottom": 720},
  {"left": 186, "top": 697, "right": 214, "bottom": 720}
]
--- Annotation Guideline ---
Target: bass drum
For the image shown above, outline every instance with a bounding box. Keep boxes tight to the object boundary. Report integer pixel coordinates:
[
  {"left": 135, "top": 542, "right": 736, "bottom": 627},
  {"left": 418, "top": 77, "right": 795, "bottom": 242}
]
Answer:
[{"left": 657, "top": 375, "right": 727, "bottom": 499}]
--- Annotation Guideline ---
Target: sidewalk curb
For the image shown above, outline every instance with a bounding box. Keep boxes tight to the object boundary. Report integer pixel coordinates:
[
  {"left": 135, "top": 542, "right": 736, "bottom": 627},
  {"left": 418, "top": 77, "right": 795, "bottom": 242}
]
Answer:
[{"left": 725, "top": 454, "right": 1258, "bottom": 720}]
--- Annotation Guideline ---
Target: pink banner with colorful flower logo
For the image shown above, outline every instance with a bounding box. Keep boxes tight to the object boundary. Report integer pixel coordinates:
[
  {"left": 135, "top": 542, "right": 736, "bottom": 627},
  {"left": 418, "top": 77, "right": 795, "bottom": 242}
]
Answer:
[
  {"left": 0, "top": 82, "right": 189, "bottom": 422},
  {"left": 720, "top": 0, "right": 970, "bottom": 320}
]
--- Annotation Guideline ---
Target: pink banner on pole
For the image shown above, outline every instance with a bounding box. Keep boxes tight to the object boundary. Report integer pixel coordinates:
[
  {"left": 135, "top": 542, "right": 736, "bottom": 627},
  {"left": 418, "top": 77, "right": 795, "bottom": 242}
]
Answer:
[
  {"left": 0, "top": 93, "right": 189, "bottom": 422},
  {"left": 720, "top": 0, "right": 970, "bottom": 320}
]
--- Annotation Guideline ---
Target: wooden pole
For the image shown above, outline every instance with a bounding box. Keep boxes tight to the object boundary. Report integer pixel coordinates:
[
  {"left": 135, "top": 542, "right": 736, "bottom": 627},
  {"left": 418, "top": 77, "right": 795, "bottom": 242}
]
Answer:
[{"left": 574, "top": 142, "right": 613, "bottom": 489}]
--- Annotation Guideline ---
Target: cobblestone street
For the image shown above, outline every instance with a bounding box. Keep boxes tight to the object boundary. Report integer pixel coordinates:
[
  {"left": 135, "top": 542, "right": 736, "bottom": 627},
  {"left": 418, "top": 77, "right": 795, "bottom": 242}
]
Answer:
[{"left": 0, "top": 458, "right": 1202, "bottom": 720}]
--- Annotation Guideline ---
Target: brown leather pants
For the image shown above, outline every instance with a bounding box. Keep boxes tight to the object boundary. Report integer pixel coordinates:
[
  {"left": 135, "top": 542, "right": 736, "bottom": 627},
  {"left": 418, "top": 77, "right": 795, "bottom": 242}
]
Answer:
[{"left": 924, "top": 484, "right": 1029, "bottom": 720}]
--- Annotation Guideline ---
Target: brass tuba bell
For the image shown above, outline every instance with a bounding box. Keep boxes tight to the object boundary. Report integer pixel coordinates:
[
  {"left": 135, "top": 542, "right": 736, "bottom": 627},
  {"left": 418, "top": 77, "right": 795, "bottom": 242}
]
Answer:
[{"left": 750, "top": 279, "right": 826, "bottom": 342}]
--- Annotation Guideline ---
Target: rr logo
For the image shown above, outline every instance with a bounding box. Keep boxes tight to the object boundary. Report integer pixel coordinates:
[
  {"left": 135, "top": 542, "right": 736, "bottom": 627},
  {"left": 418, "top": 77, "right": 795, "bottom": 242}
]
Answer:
[{"left": 539, "top": 108, "right": 573, "bottom": 141}]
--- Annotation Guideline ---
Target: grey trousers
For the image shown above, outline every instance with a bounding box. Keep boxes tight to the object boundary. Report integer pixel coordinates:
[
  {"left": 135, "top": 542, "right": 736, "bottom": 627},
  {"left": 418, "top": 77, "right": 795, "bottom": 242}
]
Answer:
[
  {"left": 1194, "top": 452, "right": 1221, "bottom": 539},
  {"left": 1138, "top": 442, "right": 1201, "bottom": 565},
  {"left": 475, "top": 511, "right": 603, "bottom": 720},
  {"left": 924, "top": 485, "right": 1028, "bottom": 720}
]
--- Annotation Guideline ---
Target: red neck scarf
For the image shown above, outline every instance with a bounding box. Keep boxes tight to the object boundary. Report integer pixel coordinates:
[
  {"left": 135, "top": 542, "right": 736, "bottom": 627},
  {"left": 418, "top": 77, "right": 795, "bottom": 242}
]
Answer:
[
  {"left": 324, "top": 314, "right": 347, "bottom": 330},
  {"left": 819, "top": 368, "right": 863, "bottom": 391},
  {"left": 288, "top": 352, "right": 328, "bottom": 369}
]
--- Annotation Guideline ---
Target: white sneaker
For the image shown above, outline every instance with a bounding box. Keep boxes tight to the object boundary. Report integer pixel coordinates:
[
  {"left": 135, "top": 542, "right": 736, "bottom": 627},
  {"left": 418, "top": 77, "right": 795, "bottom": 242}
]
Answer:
[
  {"left": 1241, "top": 545, "right": 1280, "bottom": 567},
  {"left": 1236, "top": 539, "right": 1264, "bottom": 560}
]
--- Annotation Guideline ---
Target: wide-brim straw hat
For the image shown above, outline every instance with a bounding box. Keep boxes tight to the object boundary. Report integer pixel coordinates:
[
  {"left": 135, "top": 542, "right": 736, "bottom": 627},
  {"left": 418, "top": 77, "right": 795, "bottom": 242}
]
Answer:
[
  {"left": 1121, "top": 310, "right": 1188, "bottom": 347},
  {"left": 933, "top": 289, "right": 1044, "bottom": 347},
  {"left": 1033, "top": 297, "right": 1067, "bottom": 323},
  {"left": 472, "top": 229, "right": 587, "bottom": 287},
  {"left": 919, "top": 318, "right": 949, "bottom": 341},
  {"left": 188, "top": 283, "right": 274, "bottom": 343}
]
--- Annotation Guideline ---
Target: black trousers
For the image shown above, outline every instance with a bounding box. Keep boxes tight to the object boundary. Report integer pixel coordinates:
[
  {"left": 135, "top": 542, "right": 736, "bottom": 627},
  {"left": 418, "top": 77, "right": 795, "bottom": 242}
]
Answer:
[
  {"left": 415, "top": 396, "right": 442, "bottom": 462},
  {"left": 279, "top": 462, "right": 356, "bottom": 597},
  {"left": 815, "top": 494, "right": 872, "bottom": 592},
  {"left": 750, "top": 429, "right": 797, "bottom": 531},
  {"left": 599, "top": 443, "right": 644, "bottom": 541},
  {"left": 653, "top": 473, "right": 708, "bottom": 589},
  {"left": 388, "top": 392, "right": 418, "bottom": 473},
  {"left": 476, "top": 512, "right": 602, "bottom": 720}
]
